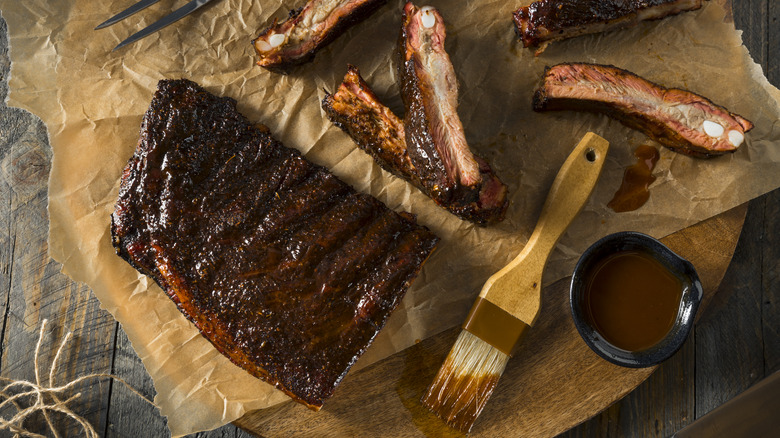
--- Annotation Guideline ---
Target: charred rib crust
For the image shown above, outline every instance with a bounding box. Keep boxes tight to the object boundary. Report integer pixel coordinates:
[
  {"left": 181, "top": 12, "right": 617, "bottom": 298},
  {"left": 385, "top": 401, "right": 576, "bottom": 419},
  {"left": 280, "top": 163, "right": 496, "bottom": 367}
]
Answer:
[
  {"left": 253, "top": 0, "right": 387, "bottom": 73},
  {"left": 513, "top": 0, "right": 705, "bottom": 48},
  {"left": 322, "top": 66, "right": 419, "bottom": 185},
  {"left": 112, "top": 79, "right": 438, "bottom": 409},
  {"left": 324, "top": 65, "right": 508, "bottom": 225},
  {"left": 533, "top": 63, "right": 753, "bottom": 157}
]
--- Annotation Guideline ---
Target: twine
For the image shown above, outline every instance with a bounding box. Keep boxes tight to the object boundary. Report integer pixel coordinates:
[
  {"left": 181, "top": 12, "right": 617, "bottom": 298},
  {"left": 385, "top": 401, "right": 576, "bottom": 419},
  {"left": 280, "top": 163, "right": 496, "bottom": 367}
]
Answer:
[{"left": 0, "top": 319, "right": 155, "bottom": 437}]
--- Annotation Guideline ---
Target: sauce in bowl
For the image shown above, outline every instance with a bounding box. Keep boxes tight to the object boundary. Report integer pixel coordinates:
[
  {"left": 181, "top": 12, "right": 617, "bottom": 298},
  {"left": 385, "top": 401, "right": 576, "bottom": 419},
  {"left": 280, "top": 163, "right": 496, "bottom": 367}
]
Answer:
[
  {"left": 583, "top": 251, "right": 682, "bottom": 352},
  {"left": 570, "top": 232, "right": 703, "bottom": 367}
]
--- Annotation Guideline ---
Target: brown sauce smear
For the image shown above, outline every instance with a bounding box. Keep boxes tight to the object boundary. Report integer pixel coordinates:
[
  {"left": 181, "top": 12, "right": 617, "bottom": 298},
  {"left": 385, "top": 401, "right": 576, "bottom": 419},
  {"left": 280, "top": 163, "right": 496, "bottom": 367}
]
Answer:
[
  {"left": 584, "top": 251, "right": 682, "bottom": 352},
  {"left": 608, "top": 144, "right": 660, "bottom": 212}
]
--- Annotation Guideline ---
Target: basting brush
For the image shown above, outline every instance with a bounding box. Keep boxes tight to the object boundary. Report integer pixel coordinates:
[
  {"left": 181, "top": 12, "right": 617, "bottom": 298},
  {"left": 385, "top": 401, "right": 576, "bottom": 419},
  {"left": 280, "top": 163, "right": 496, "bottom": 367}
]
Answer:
[{"left": 421, "top": 132, "right": 610, "bottom": 432}]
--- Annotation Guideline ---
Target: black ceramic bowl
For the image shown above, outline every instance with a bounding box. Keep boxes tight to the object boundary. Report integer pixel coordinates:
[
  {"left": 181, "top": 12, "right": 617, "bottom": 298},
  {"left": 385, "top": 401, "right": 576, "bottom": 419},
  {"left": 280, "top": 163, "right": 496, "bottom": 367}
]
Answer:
[{"left": 570, "top": 232, "right": 703, "bottom": 368}]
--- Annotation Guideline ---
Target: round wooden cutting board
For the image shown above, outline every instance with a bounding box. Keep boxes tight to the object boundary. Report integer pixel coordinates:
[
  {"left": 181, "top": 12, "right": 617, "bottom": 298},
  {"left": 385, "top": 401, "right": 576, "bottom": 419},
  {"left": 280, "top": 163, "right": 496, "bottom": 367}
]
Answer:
[{"left": 234, "top": 205, "right": 747, "bottom": 437}]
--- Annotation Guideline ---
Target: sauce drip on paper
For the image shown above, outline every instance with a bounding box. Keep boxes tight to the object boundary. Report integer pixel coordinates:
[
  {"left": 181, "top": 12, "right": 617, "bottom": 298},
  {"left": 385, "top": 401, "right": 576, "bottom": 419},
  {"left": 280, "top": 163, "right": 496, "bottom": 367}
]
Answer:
[{"left": 608, "top": 145, "right": 660, "bottom": 212}]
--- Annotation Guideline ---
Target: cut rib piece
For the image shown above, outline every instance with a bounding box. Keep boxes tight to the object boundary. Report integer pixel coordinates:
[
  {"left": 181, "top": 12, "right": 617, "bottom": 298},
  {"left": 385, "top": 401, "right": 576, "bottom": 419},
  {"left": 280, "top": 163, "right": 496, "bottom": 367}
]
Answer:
[
  {"left": 323, "top": 65, "right": 508, "bottom": 225},
  {"left": 400, "top": 3, "right": 478, "bottom": 201},
  {"left": 253, "top": 0, "right": 386, "bottom": 72},
  {"left": 322, "top": 65, "right": 416, "bottom": 185},
  {"left": 395, "top": 3, "right": 508, "bottom": 224},
  {"left": 111, "top": 79, "right": 438, "bottom": 409},
  {"left": 533, "top": 63, "right": 753, "bottom": 157},
  {"left": 513, "top": 0, "right": 705, "bottom": 51}
]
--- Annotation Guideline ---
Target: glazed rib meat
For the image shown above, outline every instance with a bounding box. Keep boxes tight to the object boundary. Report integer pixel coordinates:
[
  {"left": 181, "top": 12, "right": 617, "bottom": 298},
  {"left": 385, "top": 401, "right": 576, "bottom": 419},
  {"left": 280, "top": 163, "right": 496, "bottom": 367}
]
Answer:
[
  {"left": 253, "top": 0, "right": 386, "bottom": 72},
  {"left": 322, "top": 66, "right": 507, "bottom": 224},
  {"left": 322, "top": 66, "right": 415, "bottom": 185},
  {"left": 395, "top": 3, "right": 508, "bottom": 224},
  {"left": 513, "top": 0, "right": 705, "bottom": 50},
  {"left": 533, "top": 63, "right": 753, "bottom": 157},
  {"left": 111, "top": 79, "right": 438, "bottom": 409}
]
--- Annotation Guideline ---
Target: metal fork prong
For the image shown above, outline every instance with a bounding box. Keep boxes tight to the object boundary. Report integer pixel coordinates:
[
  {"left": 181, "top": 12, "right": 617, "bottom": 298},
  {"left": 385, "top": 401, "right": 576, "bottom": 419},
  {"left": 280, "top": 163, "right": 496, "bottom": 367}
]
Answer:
[
  {"left": 95, "top": 0, "right": 162, "bottom": 30},
  {"left": 111, "top": 0, "right": 216, "bottom": 51}
]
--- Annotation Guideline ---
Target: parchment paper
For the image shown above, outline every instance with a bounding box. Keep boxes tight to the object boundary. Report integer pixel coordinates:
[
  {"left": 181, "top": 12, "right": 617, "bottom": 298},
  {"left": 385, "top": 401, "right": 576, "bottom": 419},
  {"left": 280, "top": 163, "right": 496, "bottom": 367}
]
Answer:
[{"left": 2, "top": 0, "right": 779, "bottom": 435}]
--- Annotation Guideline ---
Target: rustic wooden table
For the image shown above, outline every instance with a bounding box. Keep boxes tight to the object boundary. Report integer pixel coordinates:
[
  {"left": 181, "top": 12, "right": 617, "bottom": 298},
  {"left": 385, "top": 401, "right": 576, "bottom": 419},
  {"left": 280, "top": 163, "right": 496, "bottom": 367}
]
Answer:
[{"left": 0, "top": 2, "right": 777, "bottom": 437}]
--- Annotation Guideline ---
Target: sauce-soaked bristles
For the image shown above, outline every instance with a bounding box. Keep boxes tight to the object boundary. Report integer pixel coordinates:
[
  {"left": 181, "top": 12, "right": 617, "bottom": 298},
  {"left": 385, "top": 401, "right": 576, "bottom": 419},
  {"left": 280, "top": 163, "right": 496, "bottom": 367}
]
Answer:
[{"left": 421, "top": 330, "right": 509, "bottom": 432}]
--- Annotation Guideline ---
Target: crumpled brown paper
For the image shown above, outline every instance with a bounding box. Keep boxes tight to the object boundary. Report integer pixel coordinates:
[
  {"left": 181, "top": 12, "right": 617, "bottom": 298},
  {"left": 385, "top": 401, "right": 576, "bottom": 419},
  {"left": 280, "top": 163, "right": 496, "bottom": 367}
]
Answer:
[{"left": 1, "top": 0, "right": 778, "bottom": 435}]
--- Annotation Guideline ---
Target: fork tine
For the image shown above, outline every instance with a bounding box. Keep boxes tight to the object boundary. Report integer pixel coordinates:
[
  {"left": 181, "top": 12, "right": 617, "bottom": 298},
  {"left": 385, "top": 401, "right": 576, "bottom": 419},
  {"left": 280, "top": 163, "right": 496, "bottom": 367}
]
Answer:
[
  {"left": 111, "top": 0, "right": 217, "bottom": 51},
  {"left": 95, "top": 0, "right": 162, "bottom": 30}
]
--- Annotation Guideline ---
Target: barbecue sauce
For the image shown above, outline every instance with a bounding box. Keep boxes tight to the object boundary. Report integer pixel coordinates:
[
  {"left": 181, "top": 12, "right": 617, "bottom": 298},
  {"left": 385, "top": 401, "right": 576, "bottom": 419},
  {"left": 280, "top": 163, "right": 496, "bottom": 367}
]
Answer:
[
  {"left": 583, "top": 251, "right": 682, "bottom": 351},
  {"left": 608, "top": 145, "right": 660, "bottom": 212}
]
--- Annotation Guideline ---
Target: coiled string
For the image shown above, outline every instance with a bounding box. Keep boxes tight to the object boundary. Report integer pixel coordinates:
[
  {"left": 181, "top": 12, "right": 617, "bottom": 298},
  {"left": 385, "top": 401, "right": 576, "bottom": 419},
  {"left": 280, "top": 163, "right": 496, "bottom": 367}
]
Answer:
[{"left": 0, "top": 319, "right": 155, "bottom": 437}]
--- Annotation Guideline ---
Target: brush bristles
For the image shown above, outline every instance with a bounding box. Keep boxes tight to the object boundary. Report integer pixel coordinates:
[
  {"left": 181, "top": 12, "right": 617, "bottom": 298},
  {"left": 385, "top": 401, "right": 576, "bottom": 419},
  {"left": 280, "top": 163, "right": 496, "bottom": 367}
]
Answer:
[{"left": 421, "top": 330, "right": 509, "bottom": 432}]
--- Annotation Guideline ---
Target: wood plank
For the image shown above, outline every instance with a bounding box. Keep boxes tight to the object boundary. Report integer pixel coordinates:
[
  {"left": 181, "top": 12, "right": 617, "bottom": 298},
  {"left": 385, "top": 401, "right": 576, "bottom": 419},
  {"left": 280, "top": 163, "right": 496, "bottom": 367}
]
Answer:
[
  {"left": 694, "top": 200, "right": 765, "bottom": 416},
  {"left": 767, "top": 2, "right": 780, "bottom": 85},
  {"left": 193, "top": 424, "right": 259, "bottom": 438},
  {"left": 762, "top": 189, "right": 780, "bottom": 373},
  {"left": 733, "top": 0, "right": 768, "bottom": 68},
  {"left": 105, "top": 326, "right": 170, "bottom": 437},
  {"left": 106, "top": 325, "right": 259, "bottom": 437},
  {"left": 557, "top": 403, "right": 620, "bottom": 438},
  {"left": 614, "top": 335, "right": 695, "bottom": 437},
  {"left": 192, "top": 427, "right": 239, "bottom": 438},
  {"left": 1, "top": 12, "right": 14, "bottom": 371}
]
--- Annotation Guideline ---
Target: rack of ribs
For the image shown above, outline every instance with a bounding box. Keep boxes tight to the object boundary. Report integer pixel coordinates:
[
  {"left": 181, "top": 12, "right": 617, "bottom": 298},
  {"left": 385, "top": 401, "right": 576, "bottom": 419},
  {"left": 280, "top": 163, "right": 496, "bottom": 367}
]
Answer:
[{"left": 111, "top": 79, "right": 438, "bottom": 409}]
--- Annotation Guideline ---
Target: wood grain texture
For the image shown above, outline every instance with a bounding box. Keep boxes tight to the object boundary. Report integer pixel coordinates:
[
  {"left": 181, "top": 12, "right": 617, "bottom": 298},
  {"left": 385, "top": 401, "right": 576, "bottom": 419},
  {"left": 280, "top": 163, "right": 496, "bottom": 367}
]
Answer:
[
  {"left": 234, "top": 205, "right": 747, "bottom": 438},
  {"left": 769, "top": 3, "right": 780, "bottom": 85},
  {"left": 733, "top": 0, "right": 767, "bottom": 67},
  {"left": 694, "top": 199, "right": 764, "bottom": 417},
  {"left": 105, "top": 325, "right": 167, "bottom": 437},
  {"left": 761, "top": 188, "right": 780, "bottom": 374},
  {"left": 105, "top": 326, "right": 256, "bottom": 437},
  {"left": 0, "top": 11, "right": 11, "bottom": 367}
]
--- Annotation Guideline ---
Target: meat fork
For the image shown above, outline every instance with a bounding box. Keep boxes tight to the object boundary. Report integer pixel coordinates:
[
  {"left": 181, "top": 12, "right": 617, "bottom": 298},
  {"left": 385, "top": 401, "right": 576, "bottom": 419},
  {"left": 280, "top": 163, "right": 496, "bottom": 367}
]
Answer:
[{"left": 96, "top": 0, "right": 221, "bottom": 51}]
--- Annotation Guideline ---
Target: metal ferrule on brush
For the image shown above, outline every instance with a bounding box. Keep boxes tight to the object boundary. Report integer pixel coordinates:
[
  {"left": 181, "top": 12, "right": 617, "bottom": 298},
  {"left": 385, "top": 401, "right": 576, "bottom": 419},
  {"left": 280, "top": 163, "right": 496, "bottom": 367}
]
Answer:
[
  {"left": 420, "top": 296, "right": 530, "bottom": 433},
  {"left": 463, "top": 297, "right": 529, "bottom": 356}
]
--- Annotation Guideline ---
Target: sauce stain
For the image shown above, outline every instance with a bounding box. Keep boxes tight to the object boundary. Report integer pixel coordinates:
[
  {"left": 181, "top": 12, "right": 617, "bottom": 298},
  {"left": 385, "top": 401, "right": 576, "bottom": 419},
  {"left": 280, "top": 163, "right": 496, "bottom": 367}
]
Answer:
[
  {"left": 396, "top": 337, "right": 466, "bottom": 438},
  {"left": 608, "top": 144, "right": 660, "bottom": 212},
  {"left": 583, "top": 251, "right": 682, "bottom": 352}
]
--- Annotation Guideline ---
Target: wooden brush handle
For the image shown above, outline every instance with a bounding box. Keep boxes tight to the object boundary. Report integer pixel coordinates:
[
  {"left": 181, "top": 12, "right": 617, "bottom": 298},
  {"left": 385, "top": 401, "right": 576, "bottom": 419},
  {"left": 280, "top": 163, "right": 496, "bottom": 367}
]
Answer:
[
  {"left": 480, "top": 133, "right": 610, "bottom": 325},
  {"left": 526, "top": 132, "right": 610, "bottom": 261}
]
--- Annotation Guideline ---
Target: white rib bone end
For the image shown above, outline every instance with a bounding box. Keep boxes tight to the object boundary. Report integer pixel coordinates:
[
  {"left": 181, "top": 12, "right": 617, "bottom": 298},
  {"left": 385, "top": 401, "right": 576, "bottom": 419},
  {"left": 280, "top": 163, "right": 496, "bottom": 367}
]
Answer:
[
  {"left": 421, "top": 6, "right": 436, "bottom": 28},
  {"left": 702, "top": 120, "right": 725, "bottom": 138},
  {"left": 728, "top": 130, "right": 744, "bottom": 147}
]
